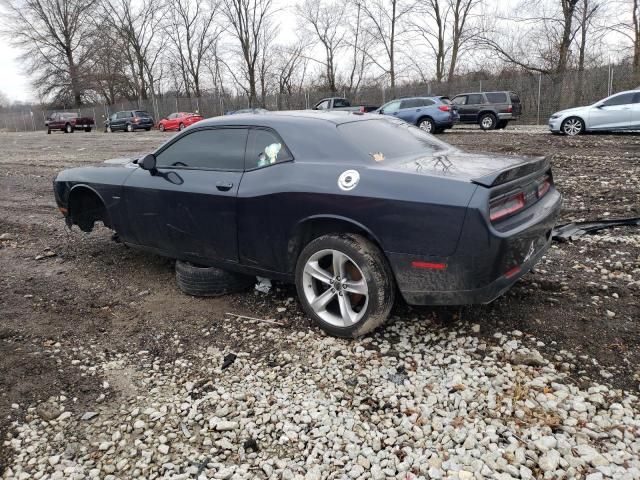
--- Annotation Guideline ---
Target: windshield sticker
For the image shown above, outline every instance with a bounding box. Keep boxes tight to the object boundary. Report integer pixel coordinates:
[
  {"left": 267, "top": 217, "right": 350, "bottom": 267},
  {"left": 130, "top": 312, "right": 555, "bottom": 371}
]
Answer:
[
  {"left": 338, "top": 170, "right": 360, "bottom": 191},
  {"left": 370, "top": 152, "right": 385, "bottom": 162}
]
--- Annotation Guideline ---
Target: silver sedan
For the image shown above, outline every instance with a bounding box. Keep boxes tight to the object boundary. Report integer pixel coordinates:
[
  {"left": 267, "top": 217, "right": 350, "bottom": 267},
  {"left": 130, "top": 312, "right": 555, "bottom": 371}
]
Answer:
[{"left": 548, "top": 90, "right": 640, "bottom": 135}]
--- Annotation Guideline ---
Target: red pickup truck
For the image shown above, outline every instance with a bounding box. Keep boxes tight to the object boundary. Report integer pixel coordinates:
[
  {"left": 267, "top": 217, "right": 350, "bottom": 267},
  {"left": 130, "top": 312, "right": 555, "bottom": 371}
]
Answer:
[{"left": 46, "top": 112, "right": 95, "bottom": 134}]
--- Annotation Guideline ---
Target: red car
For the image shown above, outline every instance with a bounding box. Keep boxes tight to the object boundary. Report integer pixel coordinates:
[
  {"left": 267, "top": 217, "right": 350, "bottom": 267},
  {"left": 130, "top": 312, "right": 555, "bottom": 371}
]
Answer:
[{"left": 158, "top": 112, "right": 204, "bottom": 132}]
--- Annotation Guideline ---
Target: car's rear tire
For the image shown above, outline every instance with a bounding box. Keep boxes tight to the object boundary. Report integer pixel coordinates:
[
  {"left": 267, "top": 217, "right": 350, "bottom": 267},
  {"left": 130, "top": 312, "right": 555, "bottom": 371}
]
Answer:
[
  {"left": 479, "top": 113, "right": 497, "bottom": 130},
  {"left": 561, "top": 116, "right": 584, "bottom": 136},
  {"left": 175, "top": 260, "right": 254, "bottom": 297},
  {"left": 295, "top": 233, "right": 395, "bottom": 338},
  {"left": 145, "top": 127, "right": 151, "bottom": 131},
  {"left": 417, "top": 117, "right": 435, "bottom": 133},
  {"left": 105, "top": 125, "right": 112, "bottom": 133},
  {"left": 126, "top": 123, "right": 133, "bottom": 132},
  {"left": 179, "top": 123, "right": 185, "bottom": 131},
  {"left": 496, "top": 120, "right": 508, "bottom": 129}
]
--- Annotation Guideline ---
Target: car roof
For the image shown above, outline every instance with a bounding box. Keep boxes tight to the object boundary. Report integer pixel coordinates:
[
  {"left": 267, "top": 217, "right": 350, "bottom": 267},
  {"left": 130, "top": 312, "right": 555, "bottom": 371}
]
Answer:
[
  {"left": 197, "top": 110, "right": 372, "bottom": 127},
  {"left": 454, "top": 91, "right": 515, "bottom": 96}
]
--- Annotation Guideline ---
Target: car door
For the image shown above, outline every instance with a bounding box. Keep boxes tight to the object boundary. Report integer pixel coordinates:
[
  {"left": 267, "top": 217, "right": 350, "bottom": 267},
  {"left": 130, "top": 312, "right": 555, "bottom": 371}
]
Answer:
[
  {"left": 452, "top": 96, "right": 470, "bottom": 122},
  {"left": 380, "top": 100, "right": 402, "bottom": 118},
  {"left": 464, "top": 93, "right": 485, "bottom": 122},
  {"left": 122, "top": 127, "right": 248, "bottom": 261},
  {"left": 397, "top": 99, "right": 418, "bottom": 122},
  {"left": 49, "top": 113, "right": 61, "bottom": 130},
  {"left": 114, "top": 112, "right": 127, "bottom": 130},
  {"left": 588, "top": 92, "right": 634, "bottom": 130},
  {"left": 166, "top": 113, "right": 177, "bottom": 130}
]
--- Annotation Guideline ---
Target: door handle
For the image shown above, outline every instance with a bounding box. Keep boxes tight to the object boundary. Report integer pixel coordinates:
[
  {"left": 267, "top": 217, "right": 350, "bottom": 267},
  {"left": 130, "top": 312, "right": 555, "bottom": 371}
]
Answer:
[{"left": 216, "top": 182, "right": 234, "bottom": 191}]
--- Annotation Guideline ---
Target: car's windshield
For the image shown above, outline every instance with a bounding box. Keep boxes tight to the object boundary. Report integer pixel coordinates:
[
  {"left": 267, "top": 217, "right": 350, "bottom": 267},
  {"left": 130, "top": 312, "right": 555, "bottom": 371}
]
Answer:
[
  {"left": 135, "top": 111, "right": 150, "bottom": 117},
  {"left": 338, "top": 118, "right": 451, "bottom": 162}
]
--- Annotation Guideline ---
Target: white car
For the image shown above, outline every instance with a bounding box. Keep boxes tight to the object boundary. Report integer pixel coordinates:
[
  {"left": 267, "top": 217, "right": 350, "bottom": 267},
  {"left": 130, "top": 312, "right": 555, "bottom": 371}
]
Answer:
[{"left": 548, "top": 90, "right": 640, "bottom": 135}]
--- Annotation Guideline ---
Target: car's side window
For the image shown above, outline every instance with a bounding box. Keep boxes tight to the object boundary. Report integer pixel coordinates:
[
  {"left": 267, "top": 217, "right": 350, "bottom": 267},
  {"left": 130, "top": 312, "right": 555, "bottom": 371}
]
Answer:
[
  {"left": 634, "top": 93, "right": 640, "bottom": 104},
  {"left": 382, "top": 100, "right": 401, "bottom": 113},
  {"left": 485, "top": 92, "right": 507, "bottom": 103},
  {"left": 334, "top": 99, "right": 350, "bottom": 108},
  {"left": 420, "top": 99, "right": 435, "bottom": 107},
  {"left": 452, "top": 96, "right": 466, "bottom": 105},
  {"left": 245, "top": 128, "right": 293, "bottom": 169},
  {"left": 602, "top": 93, "right": 635, "bottom": 107},
  {"left": 466, "top": 94, "right": 485, "bottom": 105},
  {"left": 156, "top": 128, "right": 248, "bottom": 170}
]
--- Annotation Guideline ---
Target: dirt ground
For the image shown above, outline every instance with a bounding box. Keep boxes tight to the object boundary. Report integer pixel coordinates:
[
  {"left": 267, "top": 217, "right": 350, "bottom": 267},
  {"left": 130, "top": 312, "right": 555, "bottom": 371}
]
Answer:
[{"left": 1, "top": 126, "right": 639, "bottom": 474}]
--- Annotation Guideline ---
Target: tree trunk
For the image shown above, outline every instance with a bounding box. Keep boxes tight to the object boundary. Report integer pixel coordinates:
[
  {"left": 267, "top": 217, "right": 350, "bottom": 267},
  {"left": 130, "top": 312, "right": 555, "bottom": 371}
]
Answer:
[{"left": 557, "top": 0, "right": 579, "bottom": 74}]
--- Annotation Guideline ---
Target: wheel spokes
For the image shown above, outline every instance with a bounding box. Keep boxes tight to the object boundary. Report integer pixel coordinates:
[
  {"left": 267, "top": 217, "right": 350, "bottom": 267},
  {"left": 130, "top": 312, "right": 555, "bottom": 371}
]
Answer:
[
  {"left": 310, "top": 288, "right": 336, "bottom": 312},
  {"left": 305, "top": 261, "right": 333, "bottom": 285},
  {"left": 337, "top": 293, "right": 359, "bottom": 325},
  {"left": 343, "top": 279, "right": 367, "bottom": 295},
  {"left": 332, "top": 251, "right": 347, "bottom": 280}
]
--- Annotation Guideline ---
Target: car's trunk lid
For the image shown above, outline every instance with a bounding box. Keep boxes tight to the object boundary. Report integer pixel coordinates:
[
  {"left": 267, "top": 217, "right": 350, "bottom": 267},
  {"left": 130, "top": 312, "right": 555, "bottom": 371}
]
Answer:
[{"left": 393, "top": 151, "right": 549, "bottom": 187}]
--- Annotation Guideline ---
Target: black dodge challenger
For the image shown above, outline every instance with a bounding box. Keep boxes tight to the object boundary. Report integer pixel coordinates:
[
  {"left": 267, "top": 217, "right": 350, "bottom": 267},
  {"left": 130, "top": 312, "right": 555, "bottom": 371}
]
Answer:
[{"left": 54, "top": 111, "right": 561, "bottom": 337}]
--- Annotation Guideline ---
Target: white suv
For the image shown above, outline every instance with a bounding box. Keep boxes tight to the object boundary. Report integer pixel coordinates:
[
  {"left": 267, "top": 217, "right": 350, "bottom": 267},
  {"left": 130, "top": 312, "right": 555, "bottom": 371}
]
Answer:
[{"left": 548, "top": 90, "right": 640, "bottom": 135}]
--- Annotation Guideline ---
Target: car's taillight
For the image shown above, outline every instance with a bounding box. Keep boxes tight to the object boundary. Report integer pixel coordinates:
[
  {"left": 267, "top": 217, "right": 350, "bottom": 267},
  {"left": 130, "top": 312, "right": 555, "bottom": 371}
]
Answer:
[
  {"left": 438, "top": 105, "right": 450, "bottom": 112},
  {"left": 507, "top": 105, "right": 513, "bottom": 113},
  {"left": 537, "top": 175, "right": 551, "bottom": 198},
  {"left": 359, "top": 106, "right": 365, "bottom": 112},
  {"left": 133, "top": 117, "right": 140, "bottom": 123},
  {"left": 490, "top": 192, "right": 525, "bottom": 222}
]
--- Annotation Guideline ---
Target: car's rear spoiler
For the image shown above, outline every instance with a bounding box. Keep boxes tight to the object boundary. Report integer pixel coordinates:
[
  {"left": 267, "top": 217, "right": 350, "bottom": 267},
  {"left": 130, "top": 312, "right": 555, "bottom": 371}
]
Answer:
[{"left": 472, "top": 156, "right": 549, "bottom": 188}]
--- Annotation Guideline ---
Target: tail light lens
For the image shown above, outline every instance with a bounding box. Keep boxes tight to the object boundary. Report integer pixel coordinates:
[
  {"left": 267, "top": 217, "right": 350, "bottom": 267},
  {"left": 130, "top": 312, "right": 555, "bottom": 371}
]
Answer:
[
  {"left": 507, "top": 105, "right": 513, "bottom": 113},
  {"left": 490, "top": 192, "right": 525, "bottom": 222},
  {"left": 537, "top": 175, "right": 551, "bottom": 198},
  {"left": 438, "top": 105, "right": 450, "bottom": 112},
  {"left": 359, "top": 106, "right": 365, "bottom": 112}
]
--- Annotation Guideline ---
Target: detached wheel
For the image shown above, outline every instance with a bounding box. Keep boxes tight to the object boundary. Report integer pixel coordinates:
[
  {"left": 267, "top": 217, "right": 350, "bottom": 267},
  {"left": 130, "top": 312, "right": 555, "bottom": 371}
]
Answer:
[
  {"left": 175, "top": 260, "right": 253, "bottom": 297},
  {"left": 561, "top": 116, "right": 584, "bottom": 136},
  {"left": 479, "top": 113, "right": 497, "bottom": 130},
  {"left": 418, "top": 118, "right": 434, "bottom": 133},
  {"left": 295, "top": 233, "right": 395, "bottom": 338},
  {"left": 126, "top": 123, "right": 134, "bottom": 132}
]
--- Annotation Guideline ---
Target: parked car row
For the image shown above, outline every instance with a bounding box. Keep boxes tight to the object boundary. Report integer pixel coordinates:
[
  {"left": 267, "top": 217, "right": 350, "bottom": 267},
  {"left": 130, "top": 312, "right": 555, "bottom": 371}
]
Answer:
[{"left": 44, "top": 87, "right": 639, "bottom": 137}]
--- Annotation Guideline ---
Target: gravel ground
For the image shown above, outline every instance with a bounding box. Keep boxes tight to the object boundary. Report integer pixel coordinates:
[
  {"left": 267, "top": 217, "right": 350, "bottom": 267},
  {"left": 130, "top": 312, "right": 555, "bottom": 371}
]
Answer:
[{"left": 1, "top": 126, "right": 639, "bottom": 479}]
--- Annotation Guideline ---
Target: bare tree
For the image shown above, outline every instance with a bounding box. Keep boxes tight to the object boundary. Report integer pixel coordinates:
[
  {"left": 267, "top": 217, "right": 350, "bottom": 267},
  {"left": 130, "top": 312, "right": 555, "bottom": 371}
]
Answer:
[
  {"left": 297, "top": 0, "right": 347, "bottom": 92},
  {"left": 0, "top": 90, "right": 9, "bottom": 108},
  {"left": 575, "top": 0, "right": 600, "bottom": 71},
  {"left": 1, "top": 0, "right": 97, "bottom": 106},
  {"left": 360, "top": 0, "right": 415, "bottom": 92},
  {"left": 447, "top": 0, "right": 483, "bottom": 79},
  {"left": 480, "top": 0, "right": 580, "bottom": 74},
  {"left": 221, "top": 0, "right": 276, "bottom": 106},
  {"left": 102, "top": 0, "right": 167, "bottom": 101},
  {"left": 409, "top": 0, "right": 448, "bottom": 82},
  {"left": 610, "top": 0, "right": 639, "bottom": 72},
  {"left": 165, "top": 0, "right": 223, "bottom": 98},
  {"left": 345, "top": 1, "right": 373, "bottom": 93}
]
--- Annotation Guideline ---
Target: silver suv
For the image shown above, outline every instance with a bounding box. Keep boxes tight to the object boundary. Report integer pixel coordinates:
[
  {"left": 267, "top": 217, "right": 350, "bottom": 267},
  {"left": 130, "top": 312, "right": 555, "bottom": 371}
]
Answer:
[{"left": 549, "top": 90, "right": 640, "bottom": 135}]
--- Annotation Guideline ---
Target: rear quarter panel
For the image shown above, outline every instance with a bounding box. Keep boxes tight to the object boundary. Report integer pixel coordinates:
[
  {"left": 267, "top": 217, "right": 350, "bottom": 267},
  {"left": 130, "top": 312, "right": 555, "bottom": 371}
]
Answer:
[{"left": 237, "top": 161, "right": 476, "bottom": 274}]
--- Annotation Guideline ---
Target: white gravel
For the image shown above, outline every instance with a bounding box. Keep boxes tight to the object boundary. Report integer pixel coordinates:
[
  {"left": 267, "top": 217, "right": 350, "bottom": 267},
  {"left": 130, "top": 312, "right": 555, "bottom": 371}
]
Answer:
[{"left": 3, "top": 320, "right": 640, "bottom": 479}]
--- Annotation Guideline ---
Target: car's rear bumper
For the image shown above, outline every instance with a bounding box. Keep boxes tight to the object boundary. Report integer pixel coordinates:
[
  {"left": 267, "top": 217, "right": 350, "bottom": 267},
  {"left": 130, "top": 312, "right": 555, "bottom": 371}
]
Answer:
[
  {"left": 388, "top": 189, "right": 562, "bottom": 306},
  {"left": 498, "top": 113, "right": 518, "bottom": 120}
]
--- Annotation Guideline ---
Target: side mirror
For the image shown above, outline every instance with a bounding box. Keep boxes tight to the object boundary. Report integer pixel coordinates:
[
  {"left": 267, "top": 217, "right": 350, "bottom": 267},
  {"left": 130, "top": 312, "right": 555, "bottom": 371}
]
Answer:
[
  {"left": 595, "top": 103, "right": 604, "bottom": 109},
  {"left": 139, "top": 154, "right": 157, "bottom": 173},
  {"left": 378, "top": 109, "right": 384, "bottom": 114}
]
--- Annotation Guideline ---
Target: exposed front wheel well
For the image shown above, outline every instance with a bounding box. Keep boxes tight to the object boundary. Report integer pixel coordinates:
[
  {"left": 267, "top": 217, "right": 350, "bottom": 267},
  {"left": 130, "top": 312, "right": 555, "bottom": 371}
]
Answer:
[
  {"left": 287, "top": 217, "right": 384, "bottom": 273},
  {"left": 68, "top": 187, "right": 110, "bottom": 232}
]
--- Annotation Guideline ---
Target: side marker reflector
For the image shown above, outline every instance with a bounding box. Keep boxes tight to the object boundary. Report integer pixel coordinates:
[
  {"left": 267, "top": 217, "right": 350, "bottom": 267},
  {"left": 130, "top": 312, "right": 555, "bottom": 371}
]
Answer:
[
  {"left": 411, "top": 261, "right": 447, "bottom": 270},
  {"left": 504, "top": 266, "right": 521, "bottom": 279}
]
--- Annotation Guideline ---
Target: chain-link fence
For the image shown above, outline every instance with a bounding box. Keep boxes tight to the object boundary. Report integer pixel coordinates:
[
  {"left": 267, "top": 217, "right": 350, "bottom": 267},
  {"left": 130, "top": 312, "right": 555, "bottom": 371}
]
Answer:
[{"left": 1, "top": 64, "right": 638, "bottom": 132}]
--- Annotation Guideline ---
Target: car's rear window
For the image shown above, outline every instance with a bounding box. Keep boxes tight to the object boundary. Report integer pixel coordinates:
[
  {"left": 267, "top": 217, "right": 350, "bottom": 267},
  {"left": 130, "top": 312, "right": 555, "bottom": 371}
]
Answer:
[
  {"left": 438, "top": 97, "right": 451, "bottom": 105},
  {"left": 135, "top": 111, "right": 151, "bottom": 117},
  {"left": 485, "top": 92, "right": 507, "bottom": 103},
  {"left": 338, "top": 118, "right": 449, "bottom": 162}
]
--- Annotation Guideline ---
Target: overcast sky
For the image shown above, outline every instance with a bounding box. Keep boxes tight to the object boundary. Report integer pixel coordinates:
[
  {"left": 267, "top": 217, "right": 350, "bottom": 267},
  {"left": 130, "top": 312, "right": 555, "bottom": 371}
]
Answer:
[{"left": 0, "top": 46, "right": 32, "bottom": 103}]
